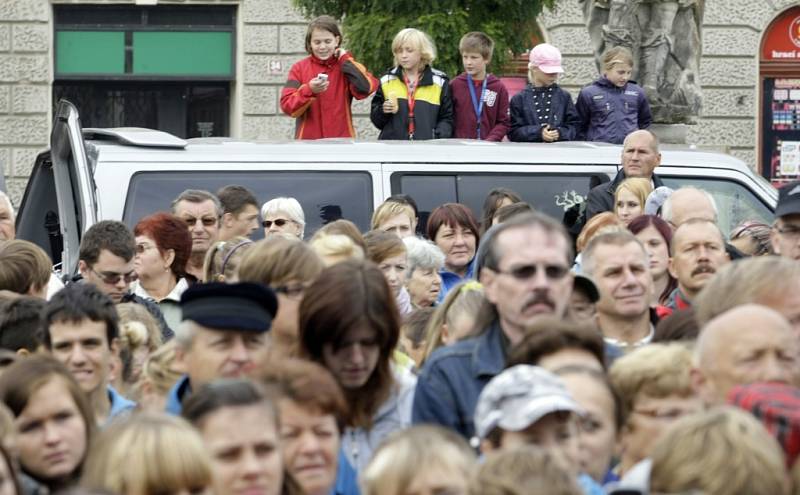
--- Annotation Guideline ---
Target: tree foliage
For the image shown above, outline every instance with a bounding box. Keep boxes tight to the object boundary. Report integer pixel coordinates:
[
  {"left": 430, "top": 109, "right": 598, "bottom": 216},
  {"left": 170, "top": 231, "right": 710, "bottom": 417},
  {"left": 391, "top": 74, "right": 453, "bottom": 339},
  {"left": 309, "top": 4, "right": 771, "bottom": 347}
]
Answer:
[{"left": 292, "top": 0, "right": 555, "bottom": 78}]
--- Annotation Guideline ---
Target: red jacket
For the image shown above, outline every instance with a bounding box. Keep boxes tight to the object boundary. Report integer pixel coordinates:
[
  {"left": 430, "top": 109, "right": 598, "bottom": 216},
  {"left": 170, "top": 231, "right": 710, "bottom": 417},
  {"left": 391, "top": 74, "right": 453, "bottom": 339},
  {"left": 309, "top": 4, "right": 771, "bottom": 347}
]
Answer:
[{"left": 280, "top": 53, "right": 378, "bottom": 139}]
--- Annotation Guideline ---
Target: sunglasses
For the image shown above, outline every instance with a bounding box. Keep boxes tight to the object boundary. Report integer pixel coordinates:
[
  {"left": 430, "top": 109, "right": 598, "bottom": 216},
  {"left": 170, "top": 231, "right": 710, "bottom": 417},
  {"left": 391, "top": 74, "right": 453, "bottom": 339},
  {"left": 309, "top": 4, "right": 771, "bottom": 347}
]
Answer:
[
  {"left": 262, "top": 218, "right": 293, "bottom": 228},
  {"left": 495, "top": 263, "right": 570, "bottom": 281},
  {"left": 90, "top": 267, "right": 138, "bottom": 285},
  {"left": 183, "top": 216, "right": 218, "bottom": 227}
]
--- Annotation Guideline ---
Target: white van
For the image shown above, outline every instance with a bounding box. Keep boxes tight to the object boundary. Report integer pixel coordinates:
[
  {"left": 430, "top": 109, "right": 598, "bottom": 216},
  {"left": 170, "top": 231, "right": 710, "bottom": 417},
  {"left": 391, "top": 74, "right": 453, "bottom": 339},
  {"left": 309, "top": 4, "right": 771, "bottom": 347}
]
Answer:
[{"left": 17, "top": 101, "right": 777, "bottom": 279}]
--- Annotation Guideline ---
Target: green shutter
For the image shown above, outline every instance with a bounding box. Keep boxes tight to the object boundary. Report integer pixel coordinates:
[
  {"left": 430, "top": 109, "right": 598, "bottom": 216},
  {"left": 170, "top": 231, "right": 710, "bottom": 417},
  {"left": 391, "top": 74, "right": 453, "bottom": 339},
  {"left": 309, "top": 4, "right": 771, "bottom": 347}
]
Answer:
[
  {"left": 133, "top": 32, "right": 232, "bottom": 77},
  {"left": 56, "top": 31, "right": 125, "bottom": 75}
]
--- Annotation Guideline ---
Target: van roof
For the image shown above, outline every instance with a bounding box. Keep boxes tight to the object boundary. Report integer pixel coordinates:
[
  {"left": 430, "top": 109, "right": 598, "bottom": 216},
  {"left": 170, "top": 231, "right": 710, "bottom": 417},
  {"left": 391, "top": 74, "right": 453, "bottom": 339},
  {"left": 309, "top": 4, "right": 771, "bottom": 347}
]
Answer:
[{"left": 84, "top": 133, "right": 750, "bottom": 171}]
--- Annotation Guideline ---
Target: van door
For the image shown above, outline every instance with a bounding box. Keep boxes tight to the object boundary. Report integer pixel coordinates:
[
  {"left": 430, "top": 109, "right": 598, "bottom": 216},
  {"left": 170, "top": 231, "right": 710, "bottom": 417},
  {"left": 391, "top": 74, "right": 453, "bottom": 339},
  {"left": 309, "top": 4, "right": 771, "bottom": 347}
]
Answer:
[{"left": 46, "top": 100, "right": 97, "bottom": 278}]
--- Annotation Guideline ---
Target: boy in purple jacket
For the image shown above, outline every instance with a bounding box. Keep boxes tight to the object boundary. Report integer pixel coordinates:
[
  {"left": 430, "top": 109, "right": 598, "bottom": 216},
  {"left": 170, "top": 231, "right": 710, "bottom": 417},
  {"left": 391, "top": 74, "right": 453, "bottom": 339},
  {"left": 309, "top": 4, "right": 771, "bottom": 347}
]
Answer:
[
  {"left": 576, "top": 46, "right": 652, "bottom": 144},
  {"left": 451, "top": 32, "right": 510, "bottom": 141}
]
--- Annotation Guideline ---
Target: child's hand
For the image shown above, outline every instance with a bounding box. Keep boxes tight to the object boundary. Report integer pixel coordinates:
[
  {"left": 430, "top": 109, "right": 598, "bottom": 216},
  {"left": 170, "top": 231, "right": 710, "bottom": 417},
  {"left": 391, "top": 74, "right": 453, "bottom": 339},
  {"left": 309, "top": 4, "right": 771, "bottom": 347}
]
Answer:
[
  {"left": 309, "top": 77, "right": 329, "bottom": 94},
  {"left": 542, "top": 127, "right": 559, "bottom": 142},
  {"left": 382, "top": 98, "right": 398, "bottom": 114}
]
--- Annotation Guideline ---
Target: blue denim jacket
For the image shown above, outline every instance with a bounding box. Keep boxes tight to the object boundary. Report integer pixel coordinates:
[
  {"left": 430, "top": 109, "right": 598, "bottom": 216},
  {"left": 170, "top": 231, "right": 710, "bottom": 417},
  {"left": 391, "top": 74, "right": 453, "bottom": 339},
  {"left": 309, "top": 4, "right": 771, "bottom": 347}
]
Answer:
[{"left": 412, "top": 320, "right": 505, "bottom": 439}]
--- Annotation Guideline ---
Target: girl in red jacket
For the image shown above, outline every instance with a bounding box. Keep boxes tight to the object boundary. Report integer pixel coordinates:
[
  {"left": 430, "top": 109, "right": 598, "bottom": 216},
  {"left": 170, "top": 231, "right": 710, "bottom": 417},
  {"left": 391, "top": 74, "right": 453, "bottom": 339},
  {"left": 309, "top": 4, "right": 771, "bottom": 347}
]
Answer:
[{"left": 281, "top": 16, "right": 378, "bottom": 139}]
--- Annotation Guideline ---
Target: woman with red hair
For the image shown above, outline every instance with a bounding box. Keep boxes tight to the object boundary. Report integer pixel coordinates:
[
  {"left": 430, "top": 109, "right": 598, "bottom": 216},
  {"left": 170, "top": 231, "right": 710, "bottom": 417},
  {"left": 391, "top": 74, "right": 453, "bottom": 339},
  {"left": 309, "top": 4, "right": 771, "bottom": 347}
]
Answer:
[{"left": 131, "top": 212, "right": 193, "bottom": 332}]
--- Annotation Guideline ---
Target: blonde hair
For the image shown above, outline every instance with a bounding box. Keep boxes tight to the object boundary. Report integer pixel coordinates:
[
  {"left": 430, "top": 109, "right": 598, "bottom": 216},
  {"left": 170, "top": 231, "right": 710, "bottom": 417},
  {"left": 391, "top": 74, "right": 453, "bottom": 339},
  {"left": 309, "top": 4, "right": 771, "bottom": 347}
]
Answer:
[
  {"left": 82, "top": 413, "right": 212, "bottom": 495},
  {"left": 391, "top": 28, "right": 436, "bottom": 68},
  {"left": 575, "top": 211, "right": 625, "bottom": 253},
  {"left": 609, "top": 343, "right": 694, "bottom": 421},
  {"left": 361, "top": 425, "right": 475, "bottom": 495},
  {"left": 614, "top": 178, "right": 653, "bottom": 214},
  {"left": 309, "top": 233, "right": 364, "bottom": 266},
  {"left": 694, "top": 256, "right": 800, "bottom": 327},
  {"left": 371, "top": 201, "right": 415, "bottom": 231},
  {"left": 202, "top": 236, "right": 254, "bottom": 283},
  {"left": 117, "top": 303, "right": 163, "bottom": 387},
  {"left": 649, "top": 407, "right": 788, "bottom": 495},
  {"left": 602, "top": 46, "right": 634, "bottom": 71},
  {"left": 421, "top": 281, "right": 485, "bottom": 364},
  {"left": 469, "top": 446, "right": 582, "bottom": 495},
  {"left": 238, "top": 237, "right": 324, "bottom": 286},
  {"left": 138, "top": 341, "right": 183, "bottom": 396}
]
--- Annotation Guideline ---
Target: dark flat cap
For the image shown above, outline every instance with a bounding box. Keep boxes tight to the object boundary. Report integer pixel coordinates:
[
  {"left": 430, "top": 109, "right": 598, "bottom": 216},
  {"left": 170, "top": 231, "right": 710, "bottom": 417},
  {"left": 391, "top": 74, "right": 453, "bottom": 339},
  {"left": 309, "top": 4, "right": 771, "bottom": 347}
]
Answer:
[{"left": 180, "top": 282, "right": 278, "bottom": 332}]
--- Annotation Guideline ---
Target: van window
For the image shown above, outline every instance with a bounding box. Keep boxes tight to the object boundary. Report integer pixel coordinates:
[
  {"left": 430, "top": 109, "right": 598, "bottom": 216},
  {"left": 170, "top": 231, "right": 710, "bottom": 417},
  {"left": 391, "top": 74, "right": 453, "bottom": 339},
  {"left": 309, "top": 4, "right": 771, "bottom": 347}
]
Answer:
[
  {"left": 660, "top": 177, "right": 773, "bottom": 236},
  {"left": 395, "top": 172, "right": 606, "bottom": 229},
  {"left": 123, "top": 171, "right": 373, "bottom": 235}
]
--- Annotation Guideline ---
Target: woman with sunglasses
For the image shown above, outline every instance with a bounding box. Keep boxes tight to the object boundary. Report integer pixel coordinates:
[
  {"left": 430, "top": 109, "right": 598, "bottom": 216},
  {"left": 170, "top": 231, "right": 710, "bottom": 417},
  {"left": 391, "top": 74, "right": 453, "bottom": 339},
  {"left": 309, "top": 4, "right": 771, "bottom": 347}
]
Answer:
[
  {"left": 132, "top": 212, "right": 193, "bottom": 332},
  {"left": 238, "top": 237, "right": 324, "bottom": 357},
  {"left": 261, "top": 197, "right": 306, "bottom": 240}
]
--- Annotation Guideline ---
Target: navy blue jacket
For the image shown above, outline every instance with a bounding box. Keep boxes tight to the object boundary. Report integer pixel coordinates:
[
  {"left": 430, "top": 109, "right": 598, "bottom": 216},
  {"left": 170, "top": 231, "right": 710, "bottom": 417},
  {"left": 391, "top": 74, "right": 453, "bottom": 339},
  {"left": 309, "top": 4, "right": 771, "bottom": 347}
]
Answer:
[
  {"left": 412, "top": 320, "right": 505, "bottom": 439},
  {"left": 576, "top": 77, "right": 651, "bottom": 144},
  {"left": 508, "top": 84, "right": 580, "bottom": 142}
]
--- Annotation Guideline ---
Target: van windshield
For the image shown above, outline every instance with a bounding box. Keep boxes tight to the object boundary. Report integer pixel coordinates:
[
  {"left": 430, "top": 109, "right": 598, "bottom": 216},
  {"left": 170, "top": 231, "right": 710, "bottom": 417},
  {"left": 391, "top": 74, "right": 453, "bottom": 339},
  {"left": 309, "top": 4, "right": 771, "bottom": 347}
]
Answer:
[{"left": 122, "top": 171, "right": 374, "bottom": 236}]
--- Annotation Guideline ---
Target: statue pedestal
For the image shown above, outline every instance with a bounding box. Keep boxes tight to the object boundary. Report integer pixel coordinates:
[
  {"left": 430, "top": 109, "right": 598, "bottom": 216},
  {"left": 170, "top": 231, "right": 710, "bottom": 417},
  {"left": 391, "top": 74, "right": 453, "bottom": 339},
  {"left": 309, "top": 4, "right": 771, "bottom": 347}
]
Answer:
[{"left": 650, "top": 123, "right": 689, "bottom": 145}]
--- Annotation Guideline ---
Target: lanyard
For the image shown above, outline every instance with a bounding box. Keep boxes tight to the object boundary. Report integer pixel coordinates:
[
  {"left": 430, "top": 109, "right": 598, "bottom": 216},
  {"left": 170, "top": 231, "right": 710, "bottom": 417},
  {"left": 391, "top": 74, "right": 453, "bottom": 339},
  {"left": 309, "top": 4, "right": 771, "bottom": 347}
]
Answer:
[
  {"left": 404, "top": 73, "right": 419, "bottom": 139},
  {"left": 466, "top": 74, "right": 488, "bottom": 139}
]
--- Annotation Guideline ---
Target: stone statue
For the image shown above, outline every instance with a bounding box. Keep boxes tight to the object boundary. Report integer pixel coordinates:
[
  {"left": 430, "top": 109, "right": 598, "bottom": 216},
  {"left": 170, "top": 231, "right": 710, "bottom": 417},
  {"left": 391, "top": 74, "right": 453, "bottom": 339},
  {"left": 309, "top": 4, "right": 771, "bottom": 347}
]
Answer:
[{"left": 581, "top": 0, "right": 704, "bottom": 124}]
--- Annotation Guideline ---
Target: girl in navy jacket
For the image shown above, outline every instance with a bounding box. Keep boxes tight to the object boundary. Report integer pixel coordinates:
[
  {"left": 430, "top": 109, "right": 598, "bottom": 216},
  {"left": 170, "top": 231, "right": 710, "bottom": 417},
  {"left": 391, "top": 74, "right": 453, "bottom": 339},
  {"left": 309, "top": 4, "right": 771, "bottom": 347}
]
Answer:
[
  {"left": 509, "top": 43, "right": 580, "bottom": 142},
  {"left": 576, "top": 46, "right": 652, "bottom": 144}
]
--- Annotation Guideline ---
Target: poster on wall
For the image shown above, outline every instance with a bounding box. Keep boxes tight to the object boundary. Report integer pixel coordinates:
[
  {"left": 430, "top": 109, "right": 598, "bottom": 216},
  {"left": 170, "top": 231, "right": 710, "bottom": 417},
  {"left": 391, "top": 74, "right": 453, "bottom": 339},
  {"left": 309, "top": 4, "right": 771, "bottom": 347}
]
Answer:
[
  {"left": 781, "top": 141, "right": 800, "bottom": 175},
  {"left": 766, "top": 79, "right": 800, "bottom": 182}
]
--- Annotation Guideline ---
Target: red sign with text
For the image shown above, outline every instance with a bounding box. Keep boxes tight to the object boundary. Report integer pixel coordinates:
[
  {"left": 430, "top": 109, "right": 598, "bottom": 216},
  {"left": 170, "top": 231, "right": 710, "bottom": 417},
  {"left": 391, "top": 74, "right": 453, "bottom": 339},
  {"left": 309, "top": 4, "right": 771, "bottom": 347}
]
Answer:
[{"left": 762, "top": 7, "right": 800, "bottom": 61}]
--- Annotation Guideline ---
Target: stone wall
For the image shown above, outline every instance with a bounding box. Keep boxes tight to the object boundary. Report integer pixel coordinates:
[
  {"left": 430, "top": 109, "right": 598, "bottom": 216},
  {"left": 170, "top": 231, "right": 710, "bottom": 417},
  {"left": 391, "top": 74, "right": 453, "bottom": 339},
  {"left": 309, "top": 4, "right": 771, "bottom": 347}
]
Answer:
[{"left": 539, "top": 0, "right": 800, "bottom": 170}]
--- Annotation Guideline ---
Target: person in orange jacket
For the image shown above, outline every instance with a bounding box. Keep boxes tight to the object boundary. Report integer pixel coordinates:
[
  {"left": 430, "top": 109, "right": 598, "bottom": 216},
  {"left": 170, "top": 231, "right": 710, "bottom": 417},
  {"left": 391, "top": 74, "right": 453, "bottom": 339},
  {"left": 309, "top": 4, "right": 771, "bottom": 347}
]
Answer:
[{"left": 281, "top": 15, "right": 378, "bottom": 140}]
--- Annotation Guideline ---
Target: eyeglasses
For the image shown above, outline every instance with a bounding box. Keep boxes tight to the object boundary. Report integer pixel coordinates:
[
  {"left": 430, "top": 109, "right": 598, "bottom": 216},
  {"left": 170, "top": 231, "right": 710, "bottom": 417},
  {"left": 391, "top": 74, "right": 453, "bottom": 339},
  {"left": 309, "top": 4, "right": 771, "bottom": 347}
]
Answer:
[
  {"left": 262, "top": 218, "right": 294, "bottom": 228},
  {"left": 182, "top": 216, "right": 219, "bottom": 227},
  {"left": 135, "top": 244, "right": 157, "bottom": 255},
  {"left": 273, "top": 283, "right": 309, "bottom": 299},
  {"left": 89, "top": 267, "right": 138, "bottom": 285},
  {"left": 493, "top": 263, "right": 570, "bottom": 281}
]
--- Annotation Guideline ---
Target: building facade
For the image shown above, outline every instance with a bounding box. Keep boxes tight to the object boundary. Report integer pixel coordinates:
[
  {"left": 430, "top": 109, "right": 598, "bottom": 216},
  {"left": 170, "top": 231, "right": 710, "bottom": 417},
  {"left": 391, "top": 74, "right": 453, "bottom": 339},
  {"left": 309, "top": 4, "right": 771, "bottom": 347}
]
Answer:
[{"left": 2, "top": 0, "right": 800, "bottom": 204}]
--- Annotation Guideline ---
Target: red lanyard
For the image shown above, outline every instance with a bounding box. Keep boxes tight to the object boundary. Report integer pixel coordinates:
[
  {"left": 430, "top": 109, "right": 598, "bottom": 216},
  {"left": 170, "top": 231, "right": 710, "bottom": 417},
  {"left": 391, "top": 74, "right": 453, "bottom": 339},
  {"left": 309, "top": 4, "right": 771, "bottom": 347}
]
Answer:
[{"left": 404, "top": 74, "right": 419, "bottom": 139}]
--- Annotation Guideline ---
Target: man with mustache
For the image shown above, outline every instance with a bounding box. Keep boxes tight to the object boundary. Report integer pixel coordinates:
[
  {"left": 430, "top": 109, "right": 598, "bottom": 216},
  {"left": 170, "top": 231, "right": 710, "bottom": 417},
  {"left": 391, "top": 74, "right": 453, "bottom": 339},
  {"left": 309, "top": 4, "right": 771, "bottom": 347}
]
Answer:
[
  {"left": 580, "top": 231, "right": 656, "bottom": 359},
  {"left": 666, "top": 218, "right": 729, "bottom": 311},
  {"left": 413, "top": 212, "right": 574, "bottom": 439},
  {"left": 171, "top": 189, "right": 222, "bottom": 281}
]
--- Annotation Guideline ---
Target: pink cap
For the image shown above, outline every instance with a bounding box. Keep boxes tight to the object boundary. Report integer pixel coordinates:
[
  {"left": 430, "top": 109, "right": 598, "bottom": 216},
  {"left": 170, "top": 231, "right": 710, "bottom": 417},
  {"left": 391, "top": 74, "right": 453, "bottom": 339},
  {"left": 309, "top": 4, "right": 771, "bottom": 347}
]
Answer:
[{"left": 529, "top": 43, "right": 564, "bottom": 74}]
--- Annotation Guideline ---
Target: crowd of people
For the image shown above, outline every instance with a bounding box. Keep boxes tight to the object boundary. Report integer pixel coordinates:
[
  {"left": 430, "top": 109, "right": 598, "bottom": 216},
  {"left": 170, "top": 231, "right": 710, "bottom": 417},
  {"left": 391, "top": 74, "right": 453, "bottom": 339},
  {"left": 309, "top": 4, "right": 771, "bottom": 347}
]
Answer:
[
  {"left": 0, "top": 126, "right": 798, "bottom": 494},
  {"left": 281, "top": 16, "right": 650, "bottom": 144}
]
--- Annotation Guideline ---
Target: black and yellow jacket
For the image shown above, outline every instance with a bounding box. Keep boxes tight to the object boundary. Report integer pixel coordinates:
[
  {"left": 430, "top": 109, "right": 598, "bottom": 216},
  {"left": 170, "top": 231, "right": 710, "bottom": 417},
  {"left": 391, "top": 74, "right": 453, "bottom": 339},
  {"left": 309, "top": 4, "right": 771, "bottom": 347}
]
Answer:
[{"left": 370, "top": 65, "right": 453, "bottom": 140}]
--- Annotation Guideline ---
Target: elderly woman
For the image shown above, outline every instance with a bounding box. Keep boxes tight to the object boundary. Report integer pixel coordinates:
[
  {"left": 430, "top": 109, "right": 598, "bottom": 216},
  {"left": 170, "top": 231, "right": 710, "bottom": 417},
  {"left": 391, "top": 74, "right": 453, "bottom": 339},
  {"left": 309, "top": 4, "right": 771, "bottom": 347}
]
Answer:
[
  {"left": 132, "top": 212, "right": 193, "bottom": 332},
  {"left": 261, "top": 197, "right": 306, "bottom": 239},
  {"left": 402, "top": 236, "right": 444, "bottom": 309}
]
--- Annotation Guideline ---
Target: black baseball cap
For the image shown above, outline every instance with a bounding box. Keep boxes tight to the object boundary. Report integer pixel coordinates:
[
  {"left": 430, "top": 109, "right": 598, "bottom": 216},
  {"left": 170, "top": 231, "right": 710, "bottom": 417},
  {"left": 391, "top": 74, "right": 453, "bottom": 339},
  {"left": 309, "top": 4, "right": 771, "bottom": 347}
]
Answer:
[
  {"left": 775, "top": 180, "right": 800, "bottom": 219},
  {"left": 180, "top": 282, "right": 278, "bottom": 332}
]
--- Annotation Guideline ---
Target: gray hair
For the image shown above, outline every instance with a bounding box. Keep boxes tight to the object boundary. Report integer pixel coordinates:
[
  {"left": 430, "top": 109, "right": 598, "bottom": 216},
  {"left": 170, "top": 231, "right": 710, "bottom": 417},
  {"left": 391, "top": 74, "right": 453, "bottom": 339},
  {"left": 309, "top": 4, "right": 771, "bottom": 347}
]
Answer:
[
  {"left": 403, "top": 236, "right": 445, "bottom": 280},
  {"left": 0, "top": 191, "right": 14, "bottom": 219},
  {"left": 582, "top": 230, "right": 646, "bottom": 277},
  {"left": 260, "top": 197, "right": 306, "bottom": 238},
  {"left": 174, "top": 320, "right": 196, "bottom": 349},
  {"left": 661, "top": 186, "right": 718, "bottom": 224},
  {"left": 171, "top": 189, "right": 223, "bottom": 217}
]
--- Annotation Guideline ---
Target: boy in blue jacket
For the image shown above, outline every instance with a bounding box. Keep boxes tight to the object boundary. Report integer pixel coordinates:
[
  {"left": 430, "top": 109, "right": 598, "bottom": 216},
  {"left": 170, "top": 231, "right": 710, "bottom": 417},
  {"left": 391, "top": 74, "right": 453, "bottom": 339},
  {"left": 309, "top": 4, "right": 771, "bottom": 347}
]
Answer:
[
  {"left": 576, "top": 46, "right": 652, "bottom": 144},
  {"left": 509, "top": 43, "right": 580, "bottom": 142}
]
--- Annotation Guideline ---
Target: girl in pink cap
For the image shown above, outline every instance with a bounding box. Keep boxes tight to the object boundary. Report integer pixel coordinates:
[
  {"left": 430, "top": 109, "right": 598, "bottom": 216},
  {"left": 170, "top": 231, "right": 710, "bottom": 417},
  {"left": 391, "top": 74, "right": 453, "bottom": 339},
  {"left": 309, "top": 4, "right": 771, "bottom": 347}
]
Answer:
[{"left": 508, "top": 43, "right": 580, "bottom": 143}]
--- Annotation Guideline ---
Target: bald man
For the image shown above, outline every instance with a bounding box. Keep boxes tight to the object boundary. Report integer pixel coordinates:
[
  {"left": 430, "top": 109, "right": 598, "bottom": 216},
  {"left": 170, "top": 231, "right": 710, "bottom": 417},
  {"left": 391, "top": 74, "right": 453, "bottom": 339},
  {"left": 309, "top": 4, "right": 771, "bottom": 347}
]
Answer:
[
  {"left": 584, "top": 130, "right": 665, "bottom": 222},
  {"left": 691, "top": 304, "right": 800, "bottom": 406},
  {"left": 661, "top": 186, "right": 717, "bottom": 228}
]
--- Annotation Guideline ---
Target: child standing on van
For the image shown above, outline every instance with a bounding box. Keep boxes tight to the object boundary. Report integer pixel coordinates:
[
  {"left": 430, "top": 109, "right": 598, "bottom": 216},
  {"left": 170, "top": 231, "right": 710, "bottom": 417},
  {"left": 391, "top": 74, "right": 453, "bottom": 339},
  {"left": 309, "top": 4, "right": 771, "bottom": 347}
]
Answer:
[
  {"left": 370, "top": 28, "right": 453, "bottom": 140},
  {"left": 509, "top": 43, "right": 579, "bottom": 142},
  {"left": 450, "top": 32, "right": 510, "bottom": 141},
  {"left": 280, "top": 15, "right": 378, "bottom": 140},
  {"left": 576, "top": 46, "right": 651, "bottom": 144}
]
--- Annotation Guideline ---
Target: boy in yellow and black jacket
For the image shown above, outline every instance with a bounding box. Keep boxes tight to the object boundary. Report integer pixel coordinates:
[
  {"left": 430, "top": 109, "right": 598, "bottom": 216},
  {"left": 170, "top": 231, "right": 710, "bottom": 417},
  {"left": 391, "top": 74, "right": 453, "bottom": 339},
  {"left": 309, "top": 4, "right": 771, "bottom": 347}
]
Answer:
[{"left": 370, "top": 28, "right": 453, "bottom": 140}]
